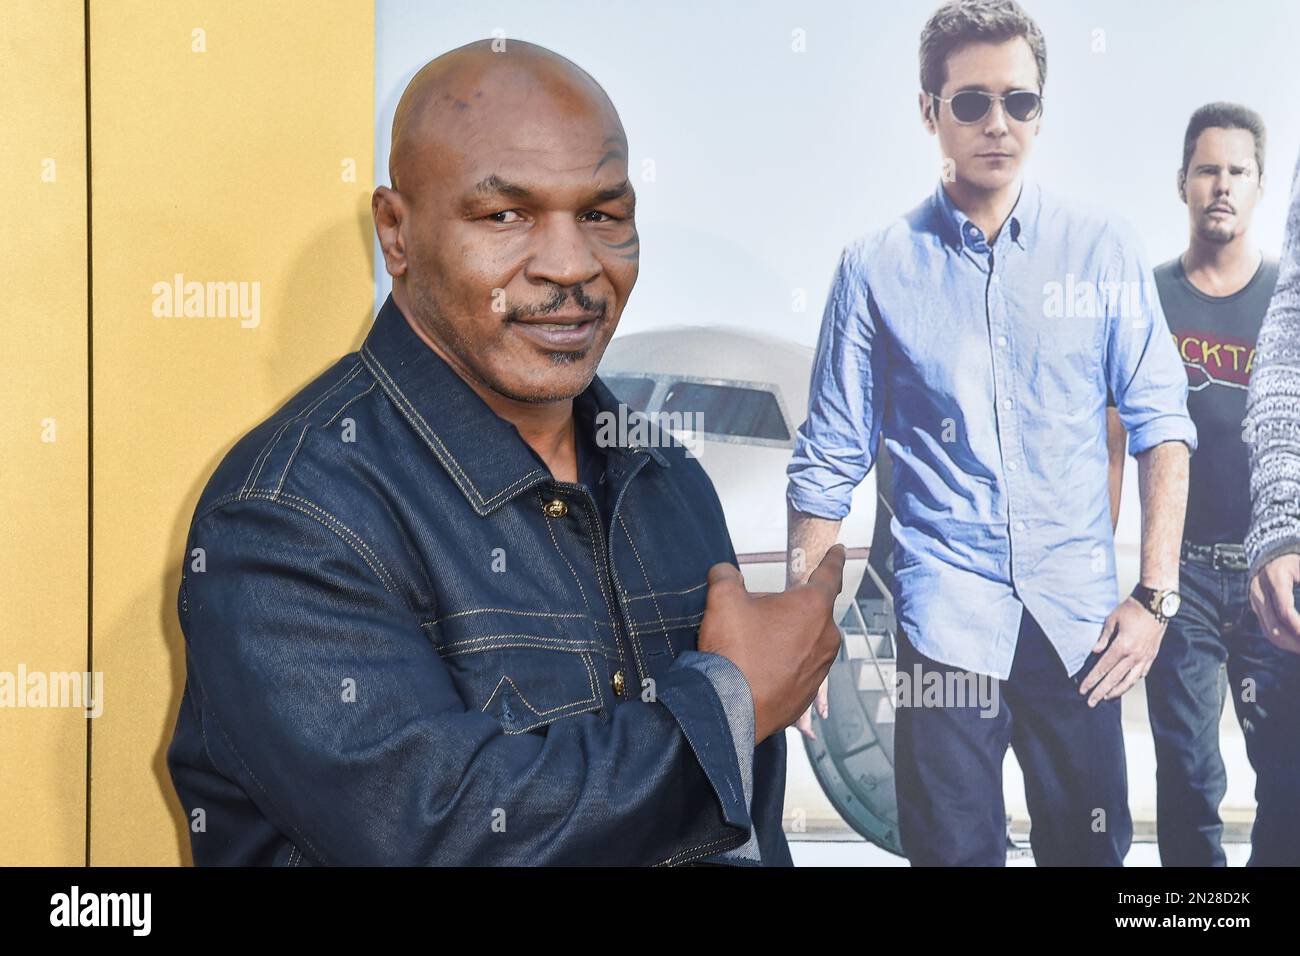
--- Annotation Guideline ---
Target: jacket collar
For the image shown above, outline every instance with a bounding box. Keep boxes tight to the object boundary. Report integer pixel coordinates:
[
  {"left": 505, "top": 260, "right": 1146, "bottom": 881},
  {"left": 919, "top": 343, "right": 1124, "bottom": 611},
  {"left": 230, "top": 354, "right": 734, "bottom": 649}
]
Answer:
[{"left": 360, "top": 293, "right": 666, "bottom": 517}]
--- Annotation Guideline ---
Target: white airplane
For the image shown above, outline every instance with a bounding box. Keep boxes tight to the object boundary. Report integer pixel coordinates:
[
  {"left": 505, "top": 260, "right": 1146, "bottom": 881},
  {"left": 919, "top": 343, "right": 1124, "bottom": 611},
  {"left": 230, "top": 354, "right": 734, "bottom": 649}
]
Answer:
[{"left": 598, "top": 326, "right": 876, "bottom": 622}]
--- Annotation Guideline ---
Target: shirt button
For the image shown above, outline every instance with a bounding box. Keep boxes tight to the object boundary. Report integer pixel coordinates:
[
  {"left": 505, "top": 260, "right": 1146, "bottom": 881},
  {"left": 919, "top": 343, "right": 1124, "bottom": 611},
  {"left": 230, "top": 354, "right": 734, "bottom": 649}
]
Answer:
[
  {"left": 543, "top": 498, "right": 568, "bottom": 519},
  {"left": 996, "top": 335, "right": 1008, "bottom": 347},
  {"left": 612, "top": 670, "right": 626, "bottom": 696},
  {"left": 1014, "top": 520, "right": 1026, "bottom": 532},
  {"left": 1001, "top": 398, "right": 1013, "bottom": 410},
  {"left": 1007, "top": 461, "right": 1018, "bottom": 472},
  {"left": 991, "top": 275, "right": 1001, "bottom": 284}
]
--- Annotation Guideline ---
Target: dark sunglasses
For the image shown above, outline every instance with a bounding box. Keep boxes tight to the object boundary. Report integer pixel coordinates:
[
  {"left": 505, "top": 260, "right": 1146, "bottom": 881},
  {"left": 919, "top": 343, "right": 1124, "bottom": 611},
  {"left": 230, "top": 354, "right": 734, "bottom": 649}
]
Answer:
[{"left": 929, "top": 89, "right": 1043, "bottom": 124}]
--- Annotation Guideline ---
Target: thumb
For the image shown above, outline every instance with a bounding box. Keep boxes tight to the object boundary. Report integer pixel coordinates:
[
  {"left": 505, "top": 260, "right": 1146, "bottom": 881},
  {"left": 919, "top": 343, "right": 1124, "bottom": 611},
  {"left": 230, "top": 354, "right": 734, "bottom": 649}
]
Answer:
[{"left": 705, "top": 561, "right": 745, "bottom": 601}]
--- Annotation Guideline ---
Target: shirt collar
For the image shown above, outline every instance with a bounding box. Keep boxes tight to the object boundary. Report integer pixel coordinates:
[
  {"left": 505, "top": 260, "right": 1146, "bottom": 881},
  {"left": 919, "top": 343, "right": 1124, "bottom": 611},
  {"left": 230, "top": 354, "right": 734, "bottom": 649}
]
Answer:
[
  {"left": 359, "top": 293, "right": 666, "bottom": 517},
  {"left": 932, "top": 178, "right": 1035, "bottom": 253}
]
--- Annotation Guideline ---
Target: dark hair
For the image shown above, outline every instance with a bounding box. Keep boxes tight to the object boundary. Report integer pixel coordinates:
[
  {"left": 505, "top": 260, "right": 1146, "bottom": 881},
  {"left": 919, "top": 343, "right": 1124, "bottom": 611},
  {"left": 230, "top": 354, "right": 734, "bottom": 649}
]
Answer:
[
  {"left": 1182, "top": 102, "right": 1267, "bottom": 177},
  {"left": 919, "top": 0, "right": 1047, "bottom": 95}
]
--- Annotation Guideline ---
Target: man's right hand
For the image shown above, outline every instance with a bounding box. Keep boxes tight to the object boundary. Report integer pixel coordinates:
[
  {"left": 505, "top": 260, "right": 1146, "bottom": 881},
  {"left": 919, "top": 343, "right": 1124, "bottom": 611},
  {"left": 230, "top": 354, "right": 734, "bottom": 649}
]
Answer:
[
  {"left": 1249, "top": 553, "right": 1300, "bottom": 654},
  {"left": 697, "top": 545, "right": 846, "bottom": 742}
]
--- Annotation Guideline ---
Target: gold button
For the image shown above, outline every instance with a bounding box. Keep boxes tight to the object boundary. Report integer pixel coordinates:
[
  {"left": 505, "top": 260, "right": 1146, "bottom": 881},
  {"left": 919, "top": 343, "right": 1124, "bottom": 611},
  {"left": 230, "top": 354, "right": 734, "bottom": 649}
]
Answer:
[
  {"left": 543, "top": 498, "right": 568, "bottom": 518},
  {"left": 611, "top": 670, "right": 626, "bottom": 696}
]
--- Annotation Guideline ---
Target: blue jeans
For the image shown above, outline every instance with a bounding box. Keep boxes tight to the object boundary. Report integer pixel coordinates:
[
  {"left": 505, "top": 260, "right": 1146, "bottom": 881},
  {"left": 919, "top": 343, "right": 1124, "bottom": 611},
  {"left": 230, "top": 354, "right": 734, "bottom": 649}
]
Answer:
[{"left": 1146, "top": 555, "right": 1300, "bottom": 866}]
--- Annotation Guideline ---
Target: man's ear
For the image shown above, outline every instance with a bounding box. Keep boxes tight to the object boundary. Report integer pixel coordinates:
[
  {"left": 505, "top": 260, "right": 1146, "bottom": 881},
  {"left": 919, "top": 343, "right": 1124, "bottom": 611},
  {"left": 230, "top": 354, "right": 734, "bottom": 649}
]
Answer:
[
  {"left": 1176, "top": 168, "right": 1187, "bottom": 204},
  {"left": 372, "top": 186, "right": 409, "bottom": 279},
  {"left": 919, "top": 91, "right": 937, "bottom": 134}
]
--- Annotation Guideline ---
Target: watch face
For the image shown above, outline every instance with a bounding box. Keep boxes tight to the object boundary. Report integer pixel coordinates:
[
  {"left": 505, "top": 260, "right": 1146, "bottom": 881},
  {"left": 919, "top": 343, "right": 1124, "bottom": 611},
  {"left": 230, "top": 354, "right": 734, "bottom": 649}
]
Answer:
[{"left": 1160, "top": 592, "right": 1181, "bottom": 618}]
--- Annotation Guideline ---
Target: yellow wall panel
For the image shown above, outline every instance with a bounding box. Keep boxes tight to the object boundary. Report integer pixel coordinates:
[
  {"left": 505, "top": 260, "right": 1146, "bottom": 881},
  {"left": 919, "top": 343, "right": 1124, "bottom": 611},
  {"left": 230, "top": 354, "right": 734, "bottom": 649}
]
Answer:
[
  {"left": 0, "top": 0, "right": 90, "bottom": 867},
  {"left": 88, "top": 0, "right": 374, "bottom": 865}
]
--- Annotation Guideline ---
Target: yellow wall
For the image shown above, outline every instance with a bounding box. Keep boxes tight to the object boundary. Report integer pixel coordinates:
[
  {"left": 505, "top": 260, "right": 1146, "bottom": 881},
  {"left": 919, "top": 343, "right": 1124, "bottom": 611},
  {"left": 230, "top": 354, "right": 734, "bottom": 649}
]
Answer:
[
  {"left": 1, "top": 0, "right": 374, "bottom": 865},
  {"left": 0, "top": 0, "right": 90, "bottom": 867}
]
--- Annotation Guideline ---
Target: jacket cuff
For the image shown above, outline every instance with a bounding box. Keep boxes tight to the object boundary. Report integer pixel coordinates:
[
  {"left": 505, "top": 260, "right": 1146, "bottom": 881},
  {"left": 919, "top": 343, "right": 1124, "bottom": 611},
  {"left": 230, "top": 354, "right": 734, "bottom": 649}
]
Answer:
[
  {"left": 655, "top": 652, "right": 756, "bottom": 851},
  {"left": 1246, "top": 534, "right": 1300, "bottom": 581},
  {"left": 674, "top": 650, "right": 761, "bottom": 864}
]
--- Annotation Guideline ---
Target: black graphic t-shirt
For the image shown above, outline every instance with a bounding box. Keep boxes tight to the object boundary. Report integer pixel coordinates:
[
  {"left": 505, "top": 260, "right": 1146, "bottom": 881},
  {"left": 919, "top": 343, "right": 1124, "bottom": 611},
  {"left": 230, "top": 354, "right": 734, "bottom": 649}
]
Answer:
[{"left": 1154, "top": 254, "right": 1280, "bottom": 545}]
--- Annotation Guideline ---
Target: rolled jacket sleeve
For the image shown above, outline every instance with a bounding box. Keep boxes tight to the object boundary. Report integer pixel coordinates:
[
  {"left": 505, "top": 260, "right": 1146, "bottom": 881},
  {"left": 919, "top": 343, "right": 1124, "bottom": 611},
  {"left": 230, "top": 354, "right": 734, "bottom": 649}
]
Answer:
[
  {"left": 174, "top": 497, "right": 754, "bottom": 866},
  {"left": 1103, "top": 220, "right": 1198, "bottom": 457},
  {"left": 787, "top": 243, "right": 887, "bottom": 520},
  {"left": 674, "top": 650, "right": 760, "bottom": 864}
]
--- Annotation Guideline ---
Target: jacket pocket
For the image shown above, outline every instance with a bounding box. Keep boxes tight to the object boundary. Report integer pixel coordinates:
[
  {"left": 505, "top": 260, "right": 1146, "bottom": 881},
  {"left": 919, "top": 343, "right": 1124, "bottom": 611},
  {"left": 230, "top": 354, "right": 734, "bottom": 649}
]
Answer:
[{"left": 437, "top": 637, "right": 604, "bottom": 734}]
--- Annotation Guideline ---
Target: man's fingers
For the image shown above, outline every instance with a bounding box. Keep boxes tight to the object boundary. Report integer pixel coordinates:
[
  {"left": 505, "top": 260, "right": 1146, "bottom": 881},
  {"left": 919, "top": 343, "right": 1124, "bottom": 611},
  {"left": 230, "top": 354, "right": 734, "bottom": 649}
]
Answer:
[
  {"left": 815, "top": 675, "right": 830, "bottom": 720},
  {"left": 805, "top": 544, "right": 848, "bottom": 601},
  {"left": 795, "top": 706, "right": 817, "bottom": 742},
  {"left": 1107, "top": 658, "right": 1144, "bottom": 699},
  {"left": 1092, "top": 614, "right": 1118, "bottom": 654},
  {"left": 1264, "top": 571, "right": 1300, "bottom": 644},
  {"left": 1250, "top": 573, "right": 1269, "bottom": 624},
  {"left": 1087, "top": 652, "right": 1132, "bottom": 705},
  {"left": 1079, "top": 636, "right": 1122, "bottom": 695}
]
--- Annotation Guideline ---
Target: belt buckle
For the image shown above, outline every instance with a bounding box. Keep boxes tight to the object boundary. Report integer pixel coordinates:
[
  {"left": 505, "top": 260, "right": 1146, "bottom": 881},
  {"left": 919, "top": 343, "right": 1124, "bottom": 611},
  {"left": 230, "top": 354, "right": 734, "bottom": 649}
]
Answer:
[{"left": 1211, "top": 545, "right": 1244, "bottom": 571}]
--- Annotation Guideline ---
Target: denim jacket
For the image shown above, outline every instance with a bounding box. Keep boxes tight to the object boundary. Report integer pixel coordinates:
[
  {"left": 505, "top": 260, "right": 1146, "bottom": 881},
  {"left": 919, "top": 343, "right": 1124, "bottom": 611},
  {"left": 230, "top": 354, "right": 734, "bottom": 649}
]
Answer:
[{"left": 166, "top": 294, "right": 792, "bottom": 866}]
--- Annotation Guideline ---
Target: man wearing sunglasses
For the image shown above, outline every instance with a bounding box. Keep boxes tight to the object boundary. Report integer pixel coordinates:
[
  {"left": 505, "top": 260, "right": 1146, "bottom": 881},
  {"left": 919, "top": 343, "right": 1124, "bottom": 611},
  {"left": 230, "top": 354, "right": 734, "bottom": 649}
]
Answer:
[{"left": 786, "top": 0, "right": 1195, "bottom": 866}]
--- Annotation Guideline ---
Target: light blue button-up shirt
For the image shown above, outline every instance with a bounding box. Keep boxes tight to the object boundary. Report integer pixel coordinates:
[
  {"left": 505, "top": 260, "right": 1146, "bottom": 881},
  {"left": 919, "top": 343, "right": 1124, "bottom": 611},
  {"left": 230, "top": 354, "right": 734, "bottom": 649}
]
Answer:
[{"left": 787, "top": 179, "right": 1197, "bottom": 680}]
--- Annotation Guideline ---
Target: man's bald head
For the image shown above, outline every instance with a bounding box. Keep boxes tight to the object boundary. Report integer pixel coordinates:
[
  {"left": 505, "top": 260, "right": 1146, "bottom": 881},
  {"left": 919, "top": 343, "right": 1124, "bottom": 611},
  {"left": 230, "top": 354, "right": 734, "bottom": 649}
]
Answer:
[{"left": 388, "top": 39, "right": 625, "bottom": 202}]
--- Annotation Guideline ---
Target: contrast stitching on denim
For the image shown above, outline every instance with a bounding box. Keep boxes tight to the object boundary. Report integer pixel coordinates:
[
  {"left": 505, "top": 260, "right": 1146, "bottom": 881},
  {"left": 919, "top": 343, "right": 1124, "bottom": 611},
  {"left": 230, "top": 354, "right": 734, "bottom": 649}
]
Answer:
[
  {"left": 361, "top": 344, "right": 484, "bottom": 503},
  {"left": 237, "top": 491, "right": 399, "bottom": 595},
  {"left": 539, "top": 489, "right": 602, "bottom": 626},
  {"left": 625, "top": 581, "right": 707, "bottom": 602},
  {"left": 479, "top": 470, "right": 551, "bottom": 511},
  {"left": 580, "top": 650, "right": 600, "bottom": 707},
  {"left": 425, "top": 607, "right": 589, "bottom": 627},
  {"left": 625, "top": 612, "right": 705, "bottom": 636},
  {"left": 572, "top": 500, "right": 629, "bottom": 674},
  {"left": 481, "top": 674, "right": 597, "bottom": 718},
  {"left": 362, "top": 345, "right": 549, "bottom": 512},
  {"left": 618, "top": 515, "right": 672, "bottom": 658},
  {"left": 502, "top": 704, "right": 602, "bottom": 735},
  {"left": 240, "top": 362, "right": 363, "bottom": 499},
  {"left": 438, "top": 640, "right": 620, "bottom": 662},
  {"left": 654, "top": 834, "right": 744, "bottom": 867},
  {"left": 242, "top": 361, "right": 361, "bottom": 496},
  {"left": 274, "top": 424, "right": 312, "bottom": 499},
  {"left": 322, "top": 381, "right": 378, "bottom": 427},
  {"left": 429, "top": 632, "right": 606, "bottom": 652}
]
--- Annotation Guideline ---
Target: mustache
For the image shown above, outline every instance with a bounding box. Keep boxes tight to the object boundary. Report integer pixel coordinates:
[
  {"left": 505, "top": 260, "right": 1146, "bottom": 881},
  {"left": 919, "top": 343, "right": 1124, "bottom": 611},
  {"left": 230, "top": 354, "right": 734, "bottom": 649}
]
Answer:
[{"left": 504, "top": 284, "right": 607, "bottom": 323}]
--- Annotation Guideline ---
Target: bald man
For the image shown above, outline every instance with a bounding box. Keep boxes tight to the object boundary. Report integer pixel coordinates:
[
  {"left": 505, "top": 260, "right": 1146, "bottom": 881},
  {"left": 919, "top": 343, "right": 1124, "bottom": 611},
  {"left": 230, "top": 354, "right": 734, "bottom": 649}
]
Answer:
[{"left": 166, "top": 39, "right": 845, "bottom": 866}]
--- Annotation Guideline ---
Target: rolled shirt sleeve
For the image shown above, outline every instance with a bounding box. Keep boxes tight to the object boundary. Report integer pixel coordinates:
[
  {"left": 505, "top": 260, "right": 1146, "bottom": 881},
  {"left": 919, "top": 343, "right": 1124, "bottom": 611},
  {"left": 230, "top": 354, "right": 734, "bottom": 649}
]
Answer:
[
  {"left": 787, "top": 244, "right": 887, "bottom": 520},
  {"left": 1103, "top": 220, "right": 1198, "bottom": 456},
  {"left": 1245, "top": 150, "right": 1300, "bottom": 577}
]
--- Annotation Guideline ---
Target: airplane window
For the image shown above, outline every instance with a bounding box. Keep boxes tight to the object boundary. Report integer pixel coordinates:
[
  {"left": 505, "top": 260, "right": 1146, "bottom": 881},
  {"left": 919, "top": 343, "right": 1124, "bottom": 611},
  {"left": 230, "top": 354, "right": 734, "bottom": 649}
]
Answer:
[
  {"left": 600, "top": 375, "right": 656, "bottom": 411},
  {"left": 660, "top": 382, "right": 790, "bottom": 441}
]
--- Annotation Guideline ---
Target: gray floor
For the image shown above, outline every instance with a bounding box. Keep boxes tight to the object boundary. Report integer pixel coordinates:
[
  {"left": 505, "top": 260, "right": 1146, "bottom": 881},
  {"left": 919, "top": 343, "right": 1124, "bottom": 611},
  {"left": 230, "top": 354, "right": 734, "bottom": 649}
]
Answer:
[{"left": 788, "top": 838, "right": 1254, "bottom": 866}]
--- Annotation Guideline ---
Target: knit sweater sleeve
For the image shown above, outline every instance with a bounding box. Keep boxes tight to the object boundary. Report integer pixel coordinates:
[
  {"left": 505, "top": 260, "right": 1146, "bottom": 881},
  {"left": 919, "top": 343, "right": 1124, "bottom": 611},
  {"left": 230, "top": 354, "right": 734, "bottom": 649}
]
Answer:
[{"left": 1245, "top": 150, "right": 1300, "bottom": 578}]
